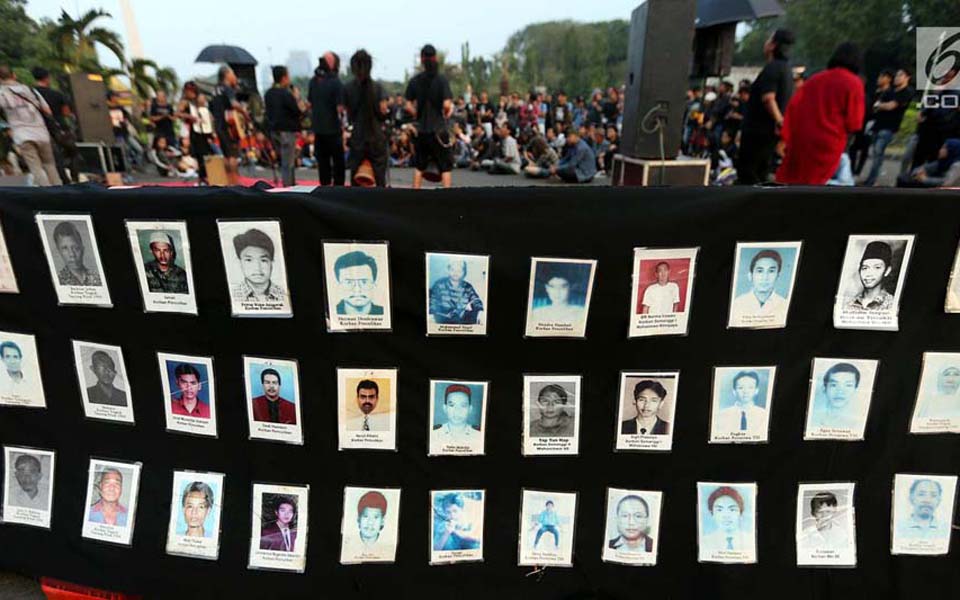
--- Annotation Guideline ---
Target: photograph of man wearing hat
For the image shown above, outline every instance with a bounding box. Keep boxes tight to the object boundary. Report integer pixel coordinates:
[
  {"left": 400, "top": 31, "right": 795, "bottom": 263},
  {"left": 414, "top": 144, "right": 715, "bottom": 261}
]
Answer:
[
  {"left": 231, "top": 229, "right": 284, "bottom": 301},
  {"left": 356, "top": 490, "right": 388, "bottom": 547},
  {"left": 143, "top": 231, "right": 188, "bottom": 294},
  {"left": 850, "top": 241, "right": 894, "bottom": 311}
]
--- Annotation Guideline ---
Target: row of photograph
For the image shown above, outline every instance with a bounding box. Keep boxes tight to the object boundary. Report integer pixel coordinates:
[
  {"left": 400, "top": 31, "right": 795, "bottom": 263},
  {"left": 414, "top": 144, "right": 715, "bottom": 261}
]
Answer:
[
  {"left": 2, "top": 333, "right": 958, "bottom": 445},
  {"left": 6, "top": 215, "right": 960, "bottom": 334},
  {"left": 2, "top": 451, "right": 956, "bottom": 569}
]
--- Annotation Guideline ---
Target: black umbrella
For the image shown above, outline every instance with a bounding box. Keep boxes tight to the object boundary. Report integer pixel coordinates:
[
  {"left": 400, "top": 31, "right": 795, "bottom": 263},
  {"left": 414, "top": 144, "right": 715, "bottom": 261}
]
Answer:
[
  {"left": 696, "top": 0, "right": 784, "bottom": 29},
  {"left": 194, "top": 45, "right": 258, "bottom": 66}
]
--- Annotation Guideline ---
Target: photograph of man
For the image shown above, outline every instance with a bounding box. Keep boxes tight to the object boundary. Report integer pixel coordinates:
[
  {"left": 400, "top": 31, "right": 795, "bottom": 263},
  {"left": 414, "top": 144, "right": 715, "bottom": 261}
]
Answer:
[
  {"left": 51, "top": 221, "right": 101, "bottom": 286},
  {"left": 799, "top": 492, "right": 849, "bottom": 549},
  {"left": 179, "top": 481, "right": 214, "bottom": 538},
  {"left": 251, "top": 367, "right": 296, "bottom": 425},
  {"left": 529, "top": 384, "right": 575, "bottom": 437},
  {"left": 918, "top": 363, "right": 960, "bottom": 418},
  {"left": 897, "top": 478, "right": 945, "bottom": 540},
  {"left": 231, "top": 228, "right": 284, "bottom": 301},
  {"left": 730, "top": 249, "right": 786, "bottom": 317},
  {"left": 849, "top": 241, "right": 894, "bottom": 311},
  {"left": 259, "top": 494, "right": 298, "bottom": 552},
  {"left": 700, "top": 486, "right": 749, "bottom": 552},
  {"left": 88, "top": 467, "right": 128, "bottom": 526},
  {"left": 431, "top": 384, "right": 480, "bottom": 444},
  {"left": 346, "top": 379, "right": 389, "bottom": 431},
  {"left": 533, "top": 500, "right": 561, "bottom": 549},
  {"left": 85, "top": 350, "right": 127, "bottom": 407},
  {"left": 608, "top": 494, "right": 654, "bottom": 553},
  {"left": 530, "top": 262, "right": 591, "bottom": 324},
  {"left": 357, "top": 490, "right": 388, "bottom": 547},
  {"left": 641, "top": 262, "right": 680, "bottom": 314},
  {"left": 432, "top": 492, "right": 480, "bottom": 551},
  {"left": 714, "top": 370, "right": 769, "bottom": 438},
  {"left": 810, "top": 362, "right": 864, "bottom": 430},
  {"left": 0, "top": 340, "right": 24, "bottom": 390},
  {"left": 7, "top": 453, "right": 49, "bottom": 510},
  {"left": 428, "top": 257, "right": 484, "bottom": 325},
  {"left": 169, "top": 363, "right": 210, "bottom": 418},
  {"left": 142, "top": 231, "right": 188, "bottom": 294},
  {"left": 621, "top": 380, "right": 670, "bottom": 435},
  {"left": 333, "top": 250, "right": 383, "bottom": 316}
]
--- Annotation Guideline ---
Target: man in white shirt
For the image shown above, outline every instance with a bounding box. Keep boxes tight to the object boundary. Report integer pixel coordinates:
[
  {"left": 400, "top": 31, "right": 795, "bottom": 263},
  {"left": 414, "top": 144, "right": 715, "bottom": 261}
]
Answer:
[
  {"left": 700, "top": 486, "right": 749, "bottom": 553},
  {"left": 730, "top": 249, "right": 788, "bottom": 326},
  {"left": 641, "top": 262, "right": 681, "bottom": 314},
  {"left": 481, "top": 123, "right": 520, "bottom": 174},
  {"left": 0, "top": 340, "right": 25, "bottom": 395},
  {"left": 345, "top": 379, "right": 390, "bottom": 431},
  {"left": 898, "top": 479, "right": 944, "bottom": 540},
  {"left": 714, "top": 371, "right": 769, "bottom": 438},
  {"left": 0, "top": 66, "right": 61, "bottom": 186},
  {"left": 8, "top": 453, "right": 49, "bottom": 510},
  {"left": 810, "top": 362, "right": 864, "bottom": 431},
  {"left": 430, "top": 384, "right": 481, "bottom": 449},
  {"left": 799, "top": 492, "right": 850, "bottom": 549}
]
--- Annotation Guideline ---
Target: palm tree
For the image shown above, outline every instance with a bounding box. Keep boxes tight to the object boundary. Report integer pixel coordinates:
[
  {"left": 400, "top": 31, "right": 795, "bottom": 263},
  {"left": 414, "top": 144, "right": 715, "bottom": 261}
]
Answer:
[
  {"left": 49, "top": 8, "right": 125, "bottom": 74},
  {"left": 127, "top": 57, "right": 159, "bottom": 99},
  {"left": 154, "top": 66, "right": 180, "bottom": 95}
]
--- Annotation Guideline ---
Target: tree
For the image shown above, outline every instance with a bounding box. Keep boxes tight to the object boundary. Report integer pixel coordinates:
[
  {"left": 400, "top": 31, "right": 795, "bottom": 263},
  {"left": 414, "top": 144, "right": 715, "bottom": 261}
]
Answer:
[
  {"left": 0, "top": 0, "right": 57, "bottom": 82},
  {"left": 127, "top": 57, "right": 159, "bottom": 98},
  {"left": 49, "top": 8, "right": 125, "bottom": 74}
]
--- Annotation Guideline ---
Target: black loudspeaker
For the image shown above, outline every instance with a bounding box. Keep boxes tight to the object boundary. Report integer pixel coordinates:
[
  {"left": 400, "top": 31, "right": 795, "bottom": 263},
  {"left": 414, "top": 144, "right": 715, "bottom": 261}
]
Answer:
[
  {"left": 620, "top": 0, "right": 697, "bottom": 159},
  {"left": 692, "top": 23, "right": 736, "bottom": 78},
  {"left": 66, "top": 73, "right": 114, "bottom": 144}
]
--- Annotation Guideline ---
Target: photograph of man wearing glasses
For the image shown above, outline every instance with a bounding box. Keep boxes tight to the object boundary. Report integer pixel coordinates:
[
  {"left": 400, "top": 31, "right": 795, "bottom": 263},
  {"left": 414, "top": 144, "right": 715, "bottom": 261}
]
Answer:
[{"left": 334, "top": 250, "right": 384, "bottom": 315}]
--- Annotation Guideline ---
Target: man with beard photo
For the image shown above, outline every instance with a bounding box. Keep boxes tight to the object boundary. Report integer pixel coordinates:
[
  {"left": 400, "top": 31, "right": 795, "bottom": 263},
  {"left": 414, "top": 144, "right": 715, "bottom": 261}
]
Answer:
[
  {"left": 897, "top": 479, "right": 945, "bottom": 540},
  {"left": 346, "top": 379, "right": 389, "bottom": 431},
  {"left": 143, "top": 231, "right": 188, "bottom": 294}
]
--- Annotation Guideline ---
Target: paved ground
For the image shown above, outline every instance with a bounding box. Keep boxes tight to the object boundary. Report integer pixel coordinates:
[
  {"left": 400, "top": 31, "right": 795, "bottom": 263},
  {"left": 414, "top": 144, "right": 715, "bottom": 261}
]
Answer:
[{"left": 0, "top": 573, "right": 44, "bottom": 599}]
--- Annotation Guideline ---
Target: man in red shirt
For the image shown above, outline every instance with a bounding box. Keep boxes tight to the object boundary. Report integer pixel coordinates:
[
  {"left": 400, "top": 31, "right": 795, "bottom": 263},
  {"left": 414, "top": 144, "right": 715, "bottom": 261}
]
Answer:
[
  {"left": 170, "top": 363, "right": 210, "bottom": 418},
  {"left": 776, "top": 43, "right": 865, "bottom": 185},
  {"left": 251, "top": 367, "right": 296, "bottom": 424}
]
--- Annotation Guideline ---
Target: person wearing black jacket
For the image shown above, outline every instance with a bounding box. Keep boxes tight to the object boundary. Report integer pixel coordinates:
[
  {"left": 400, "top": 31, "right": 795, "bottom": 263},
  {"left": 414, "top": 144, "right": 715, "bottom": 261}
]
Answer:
[
  {"left": 343, "top": 49, "right": 389, "bottom": 187},
  {"left": 308, "top": 52, "right": 345, "bottom": 186},
  {"left": 31, "top": 67, "right": 78, "bottom": 183},
  {"left": 264, "top": 66, "right": 303, "bottom": 187},
  {"left": 404, "top": 44, "right": 454, "bottom": 188}
]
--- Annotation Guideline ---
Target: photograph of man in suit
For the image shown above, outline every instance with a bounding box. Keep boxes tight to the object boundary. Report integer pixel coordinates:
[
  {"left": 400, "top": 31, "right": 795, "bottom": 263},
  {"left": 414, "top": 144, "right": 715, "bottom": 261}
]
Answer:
[
  {"left": 621, "top": 380, "right": 670, "bottom": 435},
  {"left": 259, "top": 495, "right": 298, "bottom": 552},
  {"left": 608, "top": 494, "right": 654, "bottom": 553},
  {"left": 334, "top": 250, "right": 384, "bottom": 315},
  {"left": 251, "top": 367, "right": 296, "bottom": 425}
]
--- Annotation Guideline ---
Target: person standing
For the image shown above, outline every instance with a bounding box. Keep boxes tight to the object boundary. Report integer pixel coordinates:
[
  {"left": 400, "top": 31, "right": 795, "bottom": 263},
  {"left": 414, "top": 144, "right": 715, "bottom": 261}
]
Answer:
[
  {"left": 308, "top": 52, "right": 345, "bottom": 186},
  {"left": 264, "top": 66, "right": 303, "bottom": 187},
  {"left": 148, "top": 90, "right": 177, "bottom": 148},
  {"left": 405, "top": 44, "right": 454, "bottom": 189},
  {"left": 176, "top": 81, "right": 213, "bottom": 184},
  {"left": 0, "top": 65, "right": 62, "bottom": 186},
  {"left": 32, "top": 67, "right": 78, "bottom": 184},
  {"left": 861, "top": 68, "right": 913, "bottom": 186},
  {"left": 343, "top": 50, "right": 389, "bottom": 187},
  {"left": 736, "top": 29, "right": 795, "bottom": 185},
  {"left": 210, "top": 66, "right": 245, "bottom": 185}
]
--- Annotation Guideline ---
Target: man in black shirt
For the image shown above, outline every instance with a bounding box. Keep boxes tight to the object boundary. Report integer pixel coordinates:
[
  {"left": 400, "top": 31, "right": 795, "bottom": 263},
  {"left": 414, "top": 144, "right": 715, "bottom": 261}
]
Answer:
[
  {"left": 265, "top": 66, "right": 304, "bottom": 187},
  {"left": 148, "top": 90, "right": 176, "bottom": 147},
  {"left": 405, "top": 44, "right": 454, "bottom": 188},
  {"left": 308, "top": 52, "right": 345, "bottom": 186},
  {"left": 862, "top": 68, "right": 913, "bottom": 186},
  {"left": 343, "top": 49, "right": 389, "bottom": 187},
  {"left": 210, "top": 66, "right": 245, "bottom": 184},
  {"left": 31, "top": 67, "right": 78, "bottom": 183},
  {"left": 736, "top": 29, "right": 795, "bottom": 185}
]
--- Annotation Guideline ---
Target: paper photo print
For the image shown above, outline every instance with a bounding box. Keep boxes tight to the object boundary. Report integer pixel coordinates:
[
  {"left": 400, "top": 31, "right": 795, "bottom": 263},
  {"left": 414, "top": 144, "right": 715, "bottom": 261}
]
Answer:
[
  {"left": 323, "top": 241, "right": 392, "bottom": 332},
  {"left": 36, "top": 214, "right": 111, "bottom": 306},
  {"left": 72, "top": 340, "right": 134, "bottom": 424},
  {"left": 249, "top": 483, "right": 309, "bottom": 571},
  {"left": 430, "top": 489, "right": 485, "bottom": 564},
  {"left": 910, "top": 352, "right": 960, "bottom": 434},
  {"left": 727, "top": 241, "right": 802, "bottom": 329},
  {"left": 697, "top": 482, "right": 758, "bottom": 564},
  {"left": 946, "top": 238, "right": 960, "bottom": 312},
  {"left": 601, "top": 488, "right": 662, "bottom": 566},
  {"left": 340, "top": 486, "right": 401, "bottom": 564},
  {"left": 158, "top": 352, "right": 217, "bottom": 437},
  {"left": 126, "top": 220, "right": 197, "bottom": 314},
  {"left": 709, "top": 367, "right": 776, "bottom": 444},
  {"left": 217, "top": 220, "right": 292, "bottom": 317},
  {"left": 615, "top": 371, "right": 679, "bottom": 452},
  {"left": 337, "top": 368, "right": 398, "bottom": 451},
  {"left": 795, "top": 482, "right": 857, "bottom": 567},
  {"left": 0, "top": 218, "right": 19, "bottom": 294},
  {"left": 522, "top": 375, "right": 581, "bottom": 456},
  {"left": 165, "top": 470, "right": 225, "bottom": 560},
  {"left": 804, "top": 358, "right": 878, "bottom": 440},
  {"left": 426, "top": 252, "right": 489, "bottom": 336},
  {"left": 834, "top": 235, "right": 914, "bottom": 331},
  {"left": 890, "top": 473, "right": 957, "bottom": 555},
  {"left": 2, "top": 446, "right": 54, "bottom": 528},
  {"left": 81, "top": 458, "right": 142, "bottom": 546},
  {"left": 518, "top": 489, "right": 577, "bottom": 567},
  {"left": 428, "top": 380, "right": 488, "bottom": 456},
  {"left": 524, "top": 257, "right": 597, "bottom": 338},
  {"left": 628, "top": 247, "right": 697, "bottom": 337},
  {"left": 243, "top": 356, "right": 303, "bottom": 445},
  {"left": 0, "top": 331, "right": 45, "bottom": 408}
]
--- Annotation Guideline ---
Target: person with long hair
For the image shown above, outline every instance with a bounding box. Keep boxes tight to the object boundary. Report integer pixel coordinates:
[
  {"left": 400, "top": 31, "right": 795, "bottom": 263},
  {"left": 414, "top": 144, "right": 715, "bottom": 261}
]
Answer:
[
  {"left": 404, "top": 44, "right": 454, "bottom": 188},
  {"left": 308, "top": 51, "right": 346, "bottom": 186},
  {"left": 343, "top": 50, "right": 390, "bottom": 187}
]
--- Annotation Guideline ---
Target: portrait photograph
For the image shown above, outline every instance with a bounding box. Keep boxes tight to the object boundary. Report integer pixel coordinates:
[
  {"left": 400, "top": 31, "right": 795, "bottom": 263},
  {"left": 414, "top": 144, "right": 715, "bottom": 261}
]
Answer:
[
  {"left": 944, "top": 238, "right": 960, "bottom": 312},
  {"left": 425, "top": 252, "right": 490, "bottom": 336},
  {"left": 165, "top": 470, "right": 225, "bottom": 560},
  {"left": 72, "top": 340, "right": 134, "bottom": 424},
  {"left": 243, "top": 356, "right": 303, "bottom": 445},
  {"left": 81, "top": 458, "right": 142, "bottom": 546},
  {"left": 430, "top": 489, "right": 484, "bottom": 564},
  {"left": 795, "top": 482, "right": 857, "bottom": 567},
  {"left": 35, "top": 213, "right": 111, "bottom": 307},
  {"left": 0, "top": 330, "right": 45, "bottom": 408},
  {"left": 696, "top": 482, "right": 758, "bottom": 564},
  {"left": 601, "top": 488, "right": 662, "bottom": 566},
  {"left": 0, "top": 218, "right": 20, "bottom": 294},
  {"left": 323, "top": 241, "right": 392, "bottom": 332},
  {"left": 157, "top": 352, "right": 218, "bottom": 438},
  {"left": 2, "top": 446, "right": 54, "bottom": 528},
  {"left": 727, "top": 241, "right": 802, "bottom": 329},
  {"left": 524, "top": 257, "right": 597, "bottom": 338},
  {"left": 910, "top": 352, "right": 960, "bottom": 434},
  {"left": 614, "top": 371, "right": 679, "bottom": 452},
  {"left": 890, "top": 473, "right": 957, "bottom": 555},
  {"left": 249, "top": 483, "right": 309, "bottom": 571},
  {"left": 340, "top": 486, "right": 401, "bottom": 564},
  {"left": 522, "top": 374, "right": 581, "bottom": 456},
  {"left": 217, "top": 220, "right": 292, "bottom": 318},
  {"left": 628, "top": 247, "right": 698, "bottom": 338},
  {"left": 833, "top": 234, "right": 915, "bottom": 331},
  {"left": 709, "top": 366, "right": 776, "bottom": 444},
  {"left": 428, "top": 379, "right": 488, "bottom": 456},
  {"left": 337, "top": 367, "right": 398, "bottom": 451},
  {"left": 804, "top": 358, "right": 878, "bottom": 441},
  {"left": 126, "top": 220, "right": 197, "bottom": 314},
  {"left": 518, "top": 489, "right": 577, "bottom": 567}
]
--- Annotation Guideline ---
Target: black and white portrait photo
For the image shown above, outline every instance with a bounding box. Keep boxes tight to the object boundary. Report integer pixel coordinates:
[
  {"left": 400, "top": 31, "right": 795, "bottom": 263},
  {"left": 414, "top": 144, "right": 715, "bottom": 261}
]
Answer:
[
  {"left": 0, "top": 331, "right": 45, "bottom": 408},
  {"left": 72, "top": 340, "right": 134, "bottom": 424},
  {"left": 323, "top": 241, "right": 393, "bottom": 332},
  {"left": 217, "top": 220, "right": 293, "bottom": 317},
  {"left": 127, "top": 220, "right": 197, "bottom": 314},
  {"left": 2, "top": 446, "right": 55, "bottom": 528},
  {"left": 834, "top": 234, "right": 914, "bottom": 331},
  {"left": 36, "top": 214, "right": 111, "bottom": 306}
]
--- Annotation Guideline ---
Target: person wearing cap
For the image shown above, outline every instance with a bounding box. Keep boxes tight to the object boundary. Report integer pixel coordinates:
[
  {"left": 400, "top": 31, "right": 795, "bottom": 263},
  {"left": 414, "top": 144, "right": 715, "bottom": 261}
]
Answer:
[
  {"left": 231, "top": 229, "right": 284, "bottom": 301},
  {"left": 86, "top": 350, "right": 127, "bottom": 406},
  {"left": 729, "top": 249, "right": 787, "bottom": 325},
  {"left": 404, "top": 44, "right": 454, "bottom": 189},
  {"left": 850, "top": 241, "right": 894, "bottom": 310},
  {"left": 143, "top": 231, "right": 188, "bottom": 294},
  {"left": 431, "top": 384, "right": 480, "bottom": 447},
  {"left": 357, "top": 490, "right": 388, "bottom": 546},
  {"left": 700, "top": 486, "right": 748, "bottom": 552}
]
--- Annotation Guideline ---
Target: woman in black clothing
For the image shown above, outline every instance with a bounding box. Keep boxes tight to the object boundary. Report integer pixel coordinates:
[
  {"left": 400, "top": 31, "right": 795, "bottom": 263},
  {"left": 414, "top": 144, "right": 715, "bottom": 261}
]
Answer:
[{"left": 343, "top": 50, "right": 389, "bottom": 187}]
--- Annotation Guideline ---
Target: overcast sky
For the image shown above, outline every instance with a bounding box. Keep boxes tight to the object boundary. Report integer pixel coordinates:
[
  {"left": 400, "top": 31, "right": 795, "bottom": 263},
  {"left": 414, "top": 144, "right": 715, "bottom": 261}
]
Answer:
[{"left": 25, "top": 0, "right": 641, "bottom": 85}]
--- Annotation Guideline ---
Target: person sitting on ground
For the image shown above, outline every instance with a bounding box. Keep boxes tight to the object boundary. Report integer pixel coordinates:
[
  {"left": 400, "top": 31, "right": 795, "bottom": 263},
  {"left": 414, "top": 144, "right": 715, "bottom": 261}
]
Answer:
[
  {"left": 537, "top": 127, "right": 597, "bottom": 183},
  {"left": 480, "top": 123, "right": 520, "bottom": 174},
  {"left": 147, "top": 136, "right": 180, "bottom": 177},
  {"left": 897, "top": 139, "right": 960, "bottom": 188},
  {"left": 523, "top": 135, "right": 559, "bottom": 178}
]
